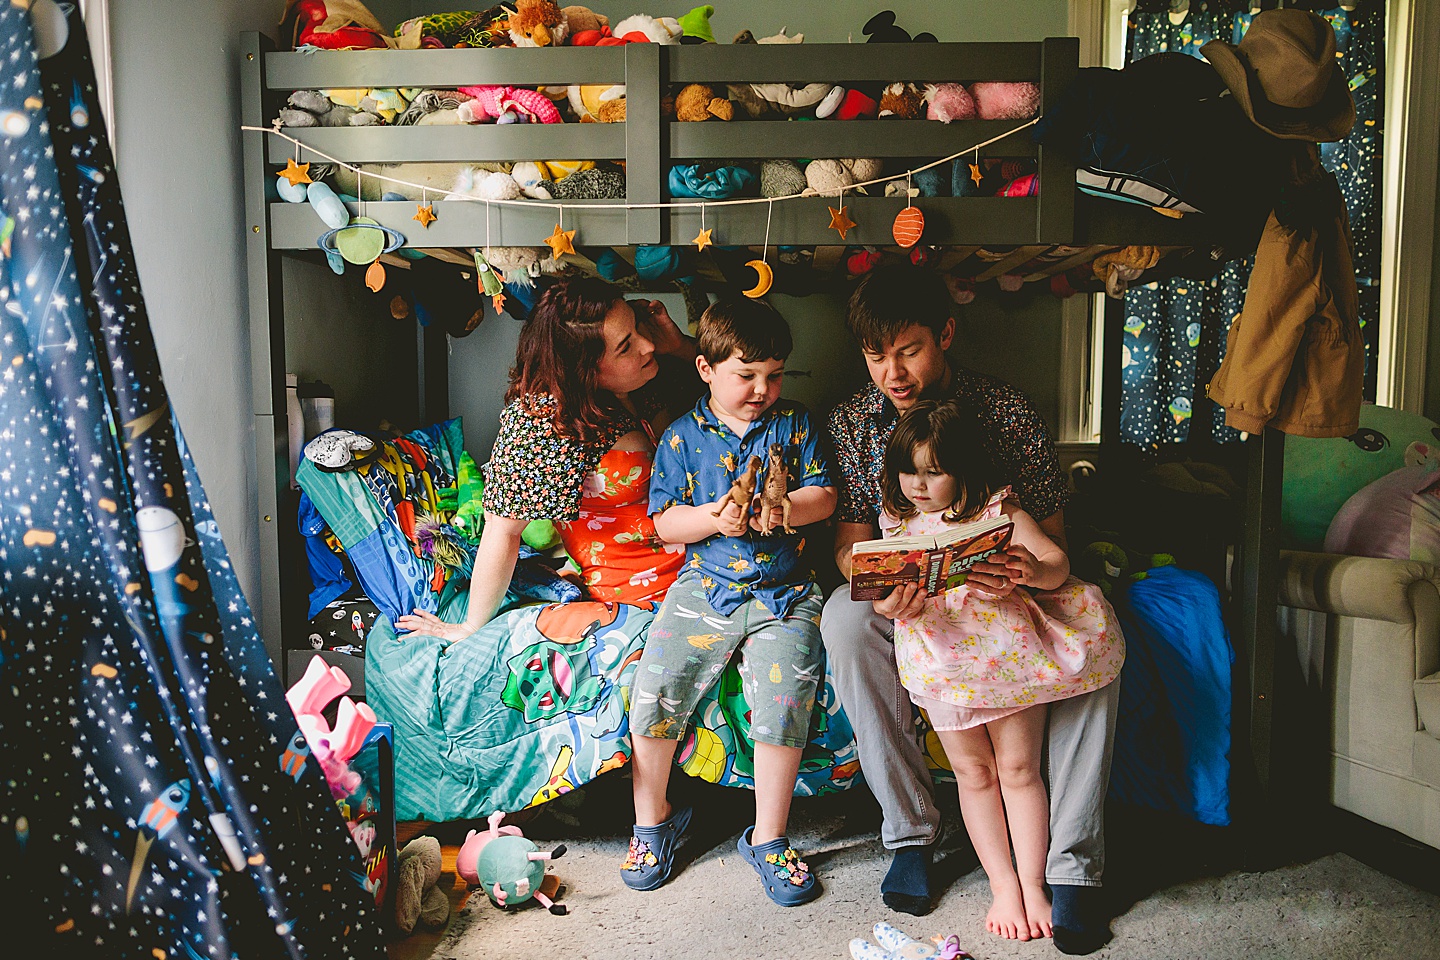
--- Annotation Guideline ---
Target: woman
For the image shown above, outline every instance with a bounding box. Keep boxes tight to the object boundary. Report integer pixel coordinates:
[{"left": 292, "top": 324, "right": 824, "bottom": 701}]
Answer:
[{"left": 396, "top": 277, "right": 699, "bottom": 641}]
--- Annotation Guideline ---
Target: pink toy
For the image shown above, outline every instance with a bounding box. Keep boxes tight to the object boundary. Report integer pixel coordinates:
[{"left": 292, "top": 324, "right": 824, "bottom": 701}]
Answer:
[
  {"left": 925, "top": 83, "right": 976, "bottom": 123},
  {"left": 286, "top": 655, "right": 377, "bottom": 800},
  {"left": 969, "top": 81, "right": 1041, "bottom": 120},
  {"left": 455, "top": 811, "right": 525, "bottom": 885},
  {"left": 456, "top": 85, "right": 563, "bottom": 125}
]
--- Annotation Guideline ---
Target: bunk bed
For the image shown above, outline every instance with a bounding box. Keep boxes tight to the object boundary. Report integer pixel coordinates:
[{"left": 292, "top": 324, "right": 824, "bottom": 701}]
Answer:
[{"left": 239, "top": 34, "right": 1285, "bottom": 826}]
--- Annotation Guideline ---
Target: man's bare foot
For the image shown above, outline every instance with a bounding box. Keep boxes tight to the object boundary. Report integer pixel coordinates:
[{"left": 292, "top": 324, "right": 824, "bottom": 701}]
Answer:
[
  {"left": 986, "top": 883, "right": 1032, "bottom": 941},
  {"left": 1022, "top": 883, "right": 1054, "bottom": 939}
]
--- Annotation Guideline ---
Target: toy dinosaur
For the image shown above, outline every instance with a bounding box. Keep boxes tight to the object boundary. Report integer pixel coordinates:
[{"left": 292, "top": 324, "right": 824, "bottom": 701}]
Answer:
[
  {"left": 713, "top": 455, "right": 762, "bottom": 522},
  {"left": 757, "top": 443, "right": 795, "bottom": 535}
]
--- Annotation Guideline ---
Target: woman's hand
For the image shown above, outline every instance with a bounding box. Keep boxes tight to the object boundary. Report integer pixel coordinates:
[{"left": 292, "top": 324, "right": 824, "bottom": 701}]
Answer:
[
  {"left": 394, "top": 609, "right": 476, "bottom": 645},
  {"left": 634, "top": 299, "right": 693, "bottom": 359},
  {"left": 873, "top": 581, "right": 929, "bottom": 620}
]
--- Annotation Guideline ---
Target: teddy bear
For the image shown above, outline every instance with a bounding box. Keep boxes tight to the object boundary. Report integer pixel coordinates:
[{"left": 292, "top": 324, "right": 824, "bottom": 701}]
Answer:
[
  {"left": 675, "top": 83, "right": 735, "bottom": 121},
  {"left": 803, "top": 158, "right": 884, "bottom": 197},
  {"left": 393, "top": 835, "right": 450, "bottom": 934}
]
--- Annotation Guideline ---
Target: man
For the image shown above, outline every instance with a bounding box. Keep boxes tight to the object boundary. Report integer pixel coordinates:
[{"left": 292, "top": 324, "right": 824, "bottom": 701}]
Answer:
[{"left": 822, "top": 264, "right": 1119, "bottom": 955}]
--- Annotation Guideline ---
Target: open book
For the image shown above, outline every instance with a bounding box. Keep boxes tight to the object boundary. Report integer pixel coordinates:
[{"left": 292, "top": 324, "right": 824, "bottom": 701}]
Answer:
[{"left": 850, "top": 515, "right": 1014, "bottom": 601}]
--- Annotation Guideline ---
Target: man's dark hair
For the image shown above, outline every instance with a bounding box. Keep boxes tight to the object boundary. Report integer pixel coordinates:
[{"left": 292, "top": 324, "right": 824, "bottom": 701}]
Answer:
[
  {"left": 698, "top": 298, "right": 793, "bottom": 366},
  {"left": 846, "top": 263, "right": 953, "bottom": 352}
]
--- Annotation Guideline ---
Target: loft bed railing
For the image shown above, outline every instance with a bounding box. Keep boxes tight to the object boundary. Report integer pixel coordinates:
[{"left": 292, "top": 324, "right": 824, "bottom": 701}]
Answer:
[{"left": 238, "top": 32, "right": 1285, "bottom": 833}]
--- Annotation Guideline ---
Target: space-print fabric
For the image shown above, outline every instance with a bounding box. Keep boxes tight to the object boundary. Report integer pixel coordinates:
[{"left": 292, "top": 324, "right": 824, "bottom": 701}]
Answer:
[
  {"left": 0, "top": 8, "right": 382, "bottom": 959},
  {"left": 1119, "top": 4, "right": 1382, "bottom": 449}
]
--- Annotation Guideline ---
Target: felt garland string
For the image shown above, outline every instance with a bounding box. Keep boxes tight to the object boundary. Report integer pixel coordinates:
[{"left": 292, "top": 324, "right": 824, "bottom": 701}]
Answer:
[{"left": 244, "top": 118, "right": 1039, "bottom": 213}]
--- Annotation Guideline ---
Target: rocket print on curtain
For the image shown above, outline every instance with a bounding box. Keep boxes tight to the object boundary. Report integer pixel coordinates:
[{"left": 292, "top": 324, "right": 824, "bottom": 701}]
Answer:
[{"left": 0, "top": 5, "right": 383, "bottom": 958}]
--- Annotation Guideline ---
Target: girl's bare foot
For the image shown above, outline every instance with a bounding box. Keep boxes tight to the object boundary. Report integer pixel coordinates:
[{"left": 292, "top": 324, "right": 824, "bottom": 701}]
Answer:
[
  {"left": 1022, "top": 882, "right": 1054, "bottom": 939},
  {"left": 986, "top": 882, "right": 1032, "bottom": 940}
]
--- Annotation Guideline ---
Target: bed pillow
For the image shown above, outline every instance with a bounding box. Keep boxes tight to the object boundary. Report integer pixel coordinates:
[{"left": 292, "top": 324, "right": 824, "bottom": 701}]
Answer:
[{"left": 1323, "top": 462, "right": 1440, "bottom": 564}]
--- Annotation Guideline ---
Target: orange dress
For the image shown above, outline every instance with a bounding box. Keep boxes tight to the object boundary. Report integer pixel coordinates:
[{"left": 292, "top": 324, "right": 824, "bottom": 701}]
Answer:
[{"left": 555, "top": 449, "right": 686, "bottom": 609}]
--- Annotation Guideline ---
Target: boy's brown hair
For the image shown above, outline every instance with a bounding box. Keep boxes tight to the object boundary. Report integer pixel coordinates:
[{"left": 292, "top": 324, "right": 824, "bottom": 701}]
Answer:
[
  {"left": 697, "top": 298, "right": 793, "bottom": 366},
  {"left": 847, "top": 263, "right": 953, "bottom": 353}
]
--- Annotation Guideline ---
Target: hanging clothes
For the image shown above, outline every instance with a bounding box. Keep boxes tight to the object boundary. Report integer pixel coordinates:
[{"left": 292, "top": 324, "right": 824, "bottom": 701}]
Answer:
[
  {"left": 0, "top": 7, "right": 382, "bottom": 957},
  {"left": 1116, "top": 3, "right": 1382, "bottom": 449},
  {"left": 1206, "top": 165, "right": 1363, "bottom": 438}
]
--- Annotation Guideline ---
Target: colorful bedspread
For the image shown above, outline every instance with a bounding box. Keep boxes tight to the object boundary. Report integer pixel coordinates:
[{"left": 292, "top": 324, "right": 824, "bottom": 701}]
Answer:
[{"left": 365, "top": 583, "right": 865, "bottom": 821}]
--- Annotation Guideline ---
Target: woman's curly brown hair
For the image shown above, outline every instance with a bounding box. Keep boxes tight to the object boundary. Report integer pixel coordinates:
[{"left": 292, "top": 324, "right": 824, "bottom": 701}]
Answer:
[{"left": 507, "top": 277, "right": 627, "bottom": 444}]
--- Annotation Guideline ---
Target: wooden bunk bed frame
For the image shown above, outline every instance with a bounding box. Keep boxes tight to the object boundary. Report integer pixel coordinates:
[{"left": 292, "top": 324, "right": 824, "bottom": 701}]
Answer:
[{"left": 238, "top": 33, "right": 1287, "bottom": 821}]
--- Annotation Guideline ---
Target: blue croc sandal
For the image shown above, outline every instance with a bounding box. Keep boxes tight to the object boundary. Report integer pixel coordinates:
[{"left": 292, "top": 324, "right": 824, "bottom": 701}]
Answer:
[
  {"left": 621, "top": 805, "right": 692, "bottom": 891},
  {"left": 738, "top": 826, "right": 820, "bottom": 906}
]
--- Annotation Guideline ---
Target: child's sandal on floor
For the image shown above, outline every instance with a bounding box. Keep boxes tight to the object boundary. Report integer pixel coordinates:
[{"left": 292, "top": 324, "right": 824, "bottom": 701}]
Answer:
[
  {"left": 737, "top": 826, "right": 820, "bottom": 906},
  {"left": 620, "top": 805, "right": 692, "bottom": 891}
]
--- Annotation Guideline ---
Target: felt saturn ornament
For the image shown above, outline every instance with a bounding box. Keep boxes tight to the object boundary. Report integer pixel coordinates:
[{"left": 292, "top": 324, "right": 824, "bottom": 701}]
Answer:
[{"left": 317, "top": 216, "right": 405, "bottom": 284}]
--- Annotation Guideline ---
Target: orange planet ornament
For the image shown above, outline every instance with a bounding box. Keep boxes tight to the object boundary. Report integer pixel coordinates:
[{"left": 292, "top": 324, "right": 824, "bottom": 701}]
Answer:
[{"left": 892, "top": 205, "right": 925, "bottom": 249}]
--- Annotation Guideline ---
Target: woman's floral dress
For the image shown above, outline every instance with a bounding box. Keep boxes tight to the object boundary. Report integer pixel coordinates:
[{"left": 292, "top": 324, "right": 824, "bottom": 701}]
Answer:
[
  {"left": 881, "top": 487, "right": 1125, "bottom": 729},
  {"left": 557, "top": 449, "right": 686, "bottom": 608}
]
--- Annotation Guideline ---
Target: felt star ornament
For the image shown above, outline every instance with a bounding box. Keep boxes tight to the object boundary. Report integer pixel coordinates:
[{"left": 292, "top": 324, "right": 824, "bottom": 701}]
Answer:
[
  {"left": 692, "top": 227, "right": 714, "bottom": 252},
  {"left": 544, "top": 223, "right": 577, "bottom": 258},
  {"left": 828, "top": 205, "right": 856, "bottom": 241},
  {"left": 279, "top": 157, "right": 312, "bottom": 187},
  {"left": 969, "top": 162, "right": 984, "bottom": 187},
  {"left": 413, "top": 203, "right": 437, "bottom": 228}
]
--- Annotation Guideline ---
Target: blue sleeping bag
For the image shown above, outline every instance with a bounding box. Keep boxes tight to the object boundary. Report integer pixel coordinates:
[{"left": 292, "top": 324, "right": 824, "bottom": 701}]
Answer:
[{"left": 1109, "top": 565, "right": 1234, "bottom": 826}]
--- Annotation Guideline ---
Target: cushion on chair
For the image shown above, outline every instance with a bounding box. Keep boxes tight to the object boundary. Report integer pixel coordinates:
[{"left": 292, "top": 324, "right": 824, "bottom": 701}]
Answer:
[
  {"left": 1417, "top": 672, "right": 1440, "bottom": 740},
  {"left": 1325, "top": 463, "right": 1440, "bottom": 564}
]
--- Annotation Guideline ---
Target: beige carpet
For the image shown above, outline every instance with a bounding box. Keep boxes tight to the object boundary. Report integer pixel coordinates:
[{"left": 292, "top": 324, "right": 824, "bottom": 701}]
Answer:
[{"left": 427, "top": 782, "right": 1440, "bottom": 960}]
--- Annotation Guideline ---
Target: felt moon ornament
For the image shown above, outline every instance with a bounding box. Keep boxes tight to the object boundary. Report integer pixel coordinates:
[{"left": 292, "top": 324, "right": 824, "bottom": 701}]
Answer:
[
  {"left": 892, "top": 206, "right": 925, "bottom": 248},
  {"left": 742, "top": 259, "right": 773, "bottom": 298}
]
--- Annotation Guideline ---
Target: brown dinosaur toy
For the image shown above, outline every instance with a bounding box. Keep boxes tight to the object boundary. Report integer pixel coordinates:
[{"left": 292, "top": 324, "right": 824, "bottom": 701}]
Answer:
[
  {"left": 757, "top": 443, "right": 795, "bottom": 535},
  {"left": 712, "top": 455, "right": 762, "bottom": 522}
]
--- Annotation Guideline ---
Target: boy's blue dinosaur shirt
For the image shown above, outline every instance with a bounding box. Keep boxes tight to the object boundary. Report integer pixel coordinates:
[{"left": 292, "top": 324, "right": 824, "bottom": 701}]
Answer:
[{"left": 649, "top": 397, "right": 833, "bottom": 617}]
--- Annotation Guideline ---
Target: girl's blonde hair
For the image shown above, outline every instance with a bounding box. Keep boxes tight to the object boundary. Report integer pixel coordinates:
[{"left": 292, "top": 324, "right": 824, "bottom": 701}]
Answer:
[{"left": 881, "top": 399, "right": 1000, "bottom": 522}]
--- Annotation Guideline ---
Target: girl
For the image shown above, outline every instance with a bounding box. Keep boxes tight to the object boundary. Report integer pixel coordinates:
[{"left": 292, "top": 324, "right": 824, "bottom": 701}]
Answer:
[{"left": 880, "top": 400, "right": 1124, "bottom": 942}]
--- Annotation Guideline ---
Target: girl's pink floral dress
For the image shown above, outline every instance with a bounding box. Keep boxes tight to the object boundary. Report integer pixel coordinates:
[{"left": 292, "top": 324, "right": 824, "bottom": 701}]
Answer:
[{"left": 880, "top": 487, "right": 1124, "bottom": 730}]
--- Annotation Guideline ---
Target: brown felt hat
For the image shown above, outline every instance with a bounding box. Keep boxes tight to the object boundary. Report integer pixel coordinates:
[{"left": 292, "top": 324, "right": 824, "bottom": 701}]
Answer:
[{"left": 1201, "top": 9, "right": 1355, "bottom": 142}]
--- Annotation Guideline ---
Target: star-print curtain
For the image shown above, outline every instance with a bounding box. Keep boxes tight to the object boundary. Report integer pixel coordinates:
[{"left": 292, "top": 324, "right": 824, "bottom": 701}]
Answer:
[
  {"left": 1119, "top": 2, "right": 1383, "bottom": 449},
  {"left": 0, "top": 7, "right": 383, "bottom": 958}
]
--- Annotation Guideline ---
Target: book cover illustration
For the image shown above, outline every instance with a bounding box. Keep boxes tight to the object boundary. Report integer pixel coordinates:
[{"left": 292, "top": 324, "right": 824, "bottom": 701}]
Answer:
[{"left": 850, "top": 518, "right": 1014, "bottom": 601}]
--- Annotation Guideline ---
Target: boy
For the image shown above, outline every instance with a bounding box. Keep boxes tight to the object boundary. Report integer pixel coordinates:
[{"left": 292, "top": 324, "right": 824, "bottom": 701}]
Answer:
[{"left": 623, "top": 299, "right": 837, "bottom": 906}]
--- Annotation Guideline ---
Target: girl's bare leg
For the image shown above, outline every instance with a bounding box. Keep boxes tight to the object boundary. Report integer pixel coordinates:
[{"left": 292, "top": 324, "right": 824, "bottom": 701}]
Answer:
[
  {"left": 936, "top": 726, "right": 1030, "bottom": 940},
  {"left": 988, "top": 706, "right": 1053, "bottom": 939}
]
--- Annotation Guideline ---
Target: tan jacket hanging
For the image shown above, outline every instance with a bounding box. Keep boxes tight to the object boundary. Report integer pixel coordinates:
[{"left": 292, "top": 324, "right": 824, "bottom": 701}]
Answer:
[{"left": 1206, "top": 201, "right": 1363, "bottom": 439}]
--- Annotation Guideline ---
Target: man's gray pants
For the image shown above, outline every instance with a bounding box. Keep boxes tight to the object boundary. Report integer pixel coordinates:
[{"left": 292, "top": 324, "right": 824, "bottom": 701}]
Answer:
[{"left": 820, "top": 582, "right": 1121, "bottom": 886}]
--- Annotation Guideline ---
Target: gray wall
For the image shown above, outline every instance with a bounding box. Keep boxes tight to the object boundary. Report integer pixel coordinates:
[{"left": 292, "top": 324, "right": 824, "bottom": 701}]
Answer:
[
  {"left": 111, "top": 0, "right": 1068, "bottom": 619},
  {"left": 112, "top": 2, "right": 281, "bottom": 605}
]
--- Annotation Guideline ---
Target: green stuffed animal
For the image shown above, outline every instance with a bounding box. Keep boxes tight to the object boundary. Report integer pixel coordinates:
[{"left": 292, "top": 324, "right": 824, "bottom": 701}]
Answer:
[
  {"left": 450, "top": 451, "right": 562, "bottom": 551},
  {"left": 1075, "top": 539, "right": 1176, "bottom": 596},
  {"left": 477, "top": 828, "right": 568, "bottom": 915},
  {"left": 1283, "top": 405, "right": 1440, "bottom": 550}
]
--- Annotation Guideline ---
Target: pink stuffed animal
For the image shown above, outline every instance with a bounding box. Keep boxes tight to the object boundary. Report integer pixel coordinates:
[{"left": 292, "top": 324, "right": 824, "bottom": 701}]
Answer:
[
  {"left": 457, "top": 85, "right": 563, "bottom": 124},
  {"left": 925, "top": 83, "right": 976, "bottom": 123},
  {"left": 969, "top": 82, "right": 1041, "bottom": 120},
  {"left": 455, "top": 811, "right": 525, "bottom": 885}
]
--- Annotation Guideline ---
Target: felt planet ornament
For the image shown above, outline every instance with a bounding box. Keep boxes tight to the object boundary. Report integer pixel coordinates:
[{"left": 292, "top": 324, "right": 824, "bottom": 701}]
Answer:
[
  {"left": 364, "top": 260, "right": 386, "bottom": 292},
  {"left": 318, "top": 216, "right": 404, "bottom": 266},
  {"left": 742, "top": 259, "right": 773, "bottom": 298},
  {"left": 892, "top": 205, "right": 925, "bottom": 248}
]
